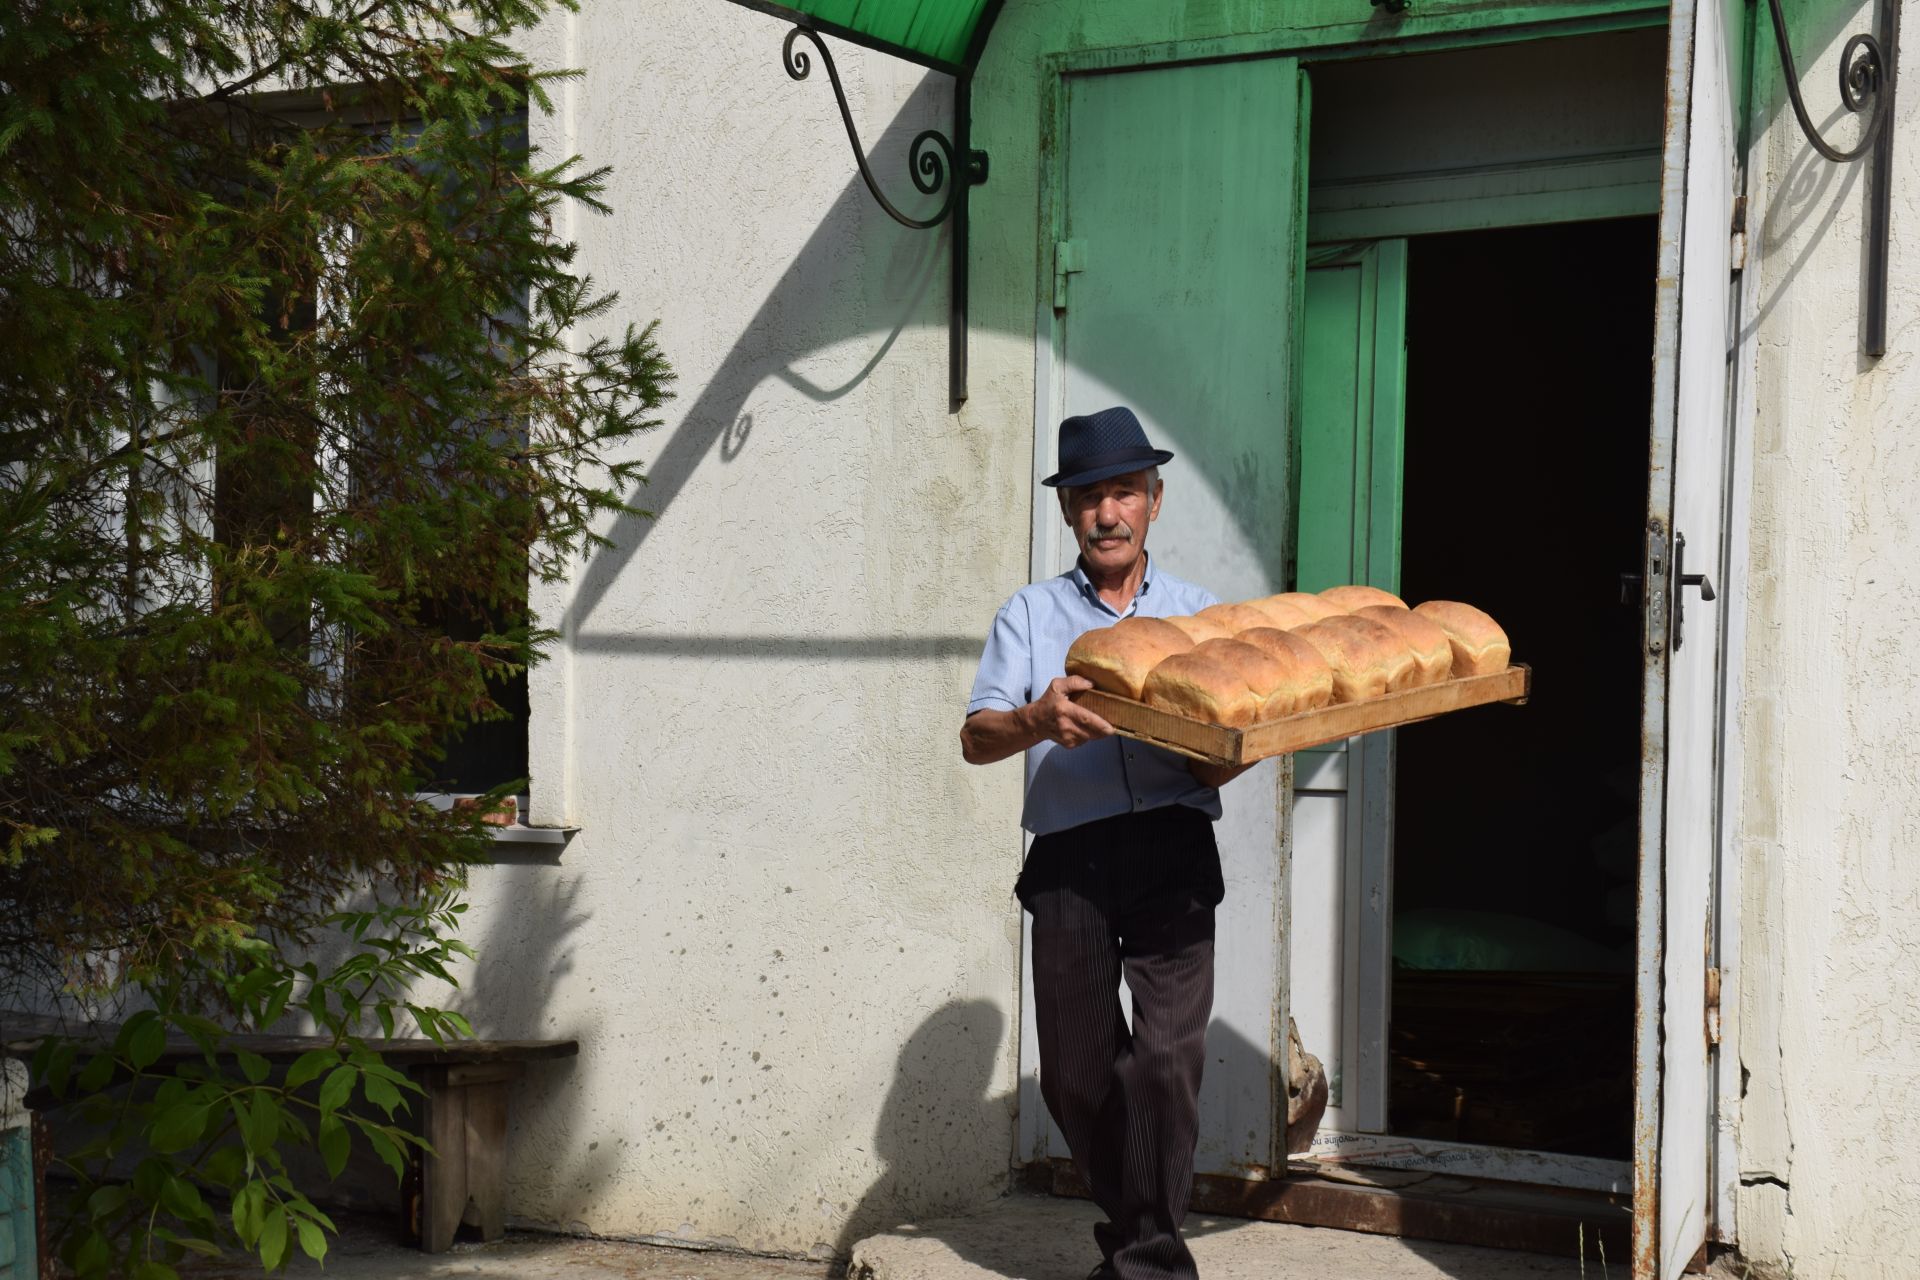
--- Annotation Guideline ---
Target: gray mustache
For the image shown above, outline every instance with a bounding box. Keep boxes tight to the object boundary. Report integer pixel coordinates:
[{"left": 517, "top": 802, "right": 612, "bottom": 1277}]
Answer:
[{"left": 1090, "top": 523, "right": 1134, "bottom": 542}]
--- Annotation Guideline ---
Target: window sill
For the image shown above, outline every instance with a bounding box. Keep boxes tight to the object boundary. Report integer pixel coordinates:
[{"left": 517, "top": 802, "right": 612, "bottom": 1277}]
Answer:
[
  {"left": 486, "top": 821, "right": 578, "bottom": 849},
  {"left": 416, "top": 792, "right": 578, "bottom": 860}
]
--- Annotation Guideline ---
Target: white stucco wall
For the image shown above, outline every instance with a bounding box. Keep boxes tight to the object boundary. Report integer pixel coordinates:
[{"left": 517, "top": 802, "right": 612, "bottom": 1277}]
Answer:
[{"left": 1731, "top": 1, "right": 1920, "bottom": 1275}]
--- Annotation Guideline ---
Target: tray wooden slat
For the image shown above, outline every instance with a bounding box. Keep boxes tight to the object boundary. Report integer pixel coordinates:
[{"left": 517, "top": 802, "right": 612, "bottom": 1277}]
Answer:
[{"left": 1074, "top": 665, "right": 1531, "bottom": 766}]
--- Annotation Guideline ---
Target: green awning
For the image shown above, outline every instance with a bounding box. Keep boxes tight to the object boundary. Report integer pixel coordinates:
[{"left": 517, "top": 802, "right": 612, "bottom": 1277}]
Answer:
[{"left": 726, "top": 0, "right": 1003, "bottom": 74}]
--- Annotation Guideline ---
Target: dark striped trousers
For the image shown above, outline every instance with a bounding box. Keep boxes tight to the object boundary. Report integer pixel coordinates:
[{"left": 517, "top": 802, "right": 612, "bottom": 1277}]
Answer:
[{"left": 1018, "top": 804, "right": 1224, "bottom": 1280}]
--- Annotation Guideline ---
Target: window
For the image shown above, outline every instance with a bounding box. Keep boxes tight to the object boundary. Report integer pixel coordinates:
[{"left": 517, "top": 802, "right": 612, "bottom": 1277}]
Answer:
[{"left": 207, "top": 94, "right": 539, "bottom": 822}]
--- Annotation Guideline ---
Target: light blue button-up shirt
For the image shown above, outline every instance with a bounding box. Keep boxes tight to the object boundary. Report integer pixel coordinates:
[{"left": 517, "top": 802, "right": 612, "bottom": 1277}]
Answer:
[{"left": 967, "top": 554, "right": 1223, "bottom": 836}]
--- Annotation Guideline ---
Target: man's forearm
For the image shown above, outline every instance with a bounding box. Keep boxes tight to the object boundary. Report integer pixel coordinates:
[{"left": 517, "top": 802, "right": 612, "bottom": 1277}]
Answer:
[
  {"left": 962, "top": 677, "right": 1115, "bottom": 763},
  {"left": 960, "top": 706, "right": 1040, "bottom": 765}
]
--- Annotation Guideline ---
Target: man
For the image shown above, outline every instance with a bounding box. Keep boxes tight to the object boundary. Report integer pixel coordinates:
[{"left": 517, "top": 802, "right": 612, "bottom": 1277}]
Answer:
[{"left": 961, "top": 406, "right": 1247, "bottom": 1280}]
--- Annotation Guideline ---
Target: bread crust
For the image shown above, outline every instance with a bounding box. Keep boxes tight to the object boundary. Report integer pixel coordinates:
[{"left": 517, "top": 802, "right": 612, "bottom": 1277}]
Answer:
[
  {"left": 1259, "top": 592, "right": 1345, "bottom": 623},
  {"left": 1293, "top": 615, "right": 1419, "bottom": 700},
  {"left": 1235, "top": 627, "right": 1336, "bottom": 712},
  {"left": 1244, "top": 597, "right": 1317, "bottom": 630},
  {"left": 1162, "top": 614, "right": 1236, "bottom": 644},
  {"left": 1143, "top": 638, "right": 1294, "bottom": 726},
  {"left": 1413, "top": 600, "right": 1511, "bottom": 676},
  {"left": 1143, "top": 648, "right": 1257, "bottom": 726},
  {"left": 1197, "top": 602, "right": 1282, "bottom": 636},
  {"left": 1319, "top": 584, "right": 1409, "bottom": 613},
  {"left": 1065, "top": 616, "right": 1195, "bottom": 700},
  {"left": 1354, "top": 605, "right": 1455, "bottom": 686}
]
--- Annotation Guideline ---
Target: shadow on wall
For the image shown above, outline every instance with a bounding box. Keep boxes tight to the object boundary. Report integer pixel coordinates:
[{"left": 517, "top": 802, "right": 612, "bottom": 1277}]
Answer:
[
  {"left": 834, "top": 999, "right": 1017, "bottom": 1256},
  {"left": 1748, "top": 99, "right": 1864, "bottom": 342},
  {"left": 445, "top": 864, "right": 612, "bottom": 1233},
  {"left": 1743, "top": 0, "right": 1893, "bottom": 357},
  {"left": 566, "top": 79, "right": 950, "bottom": 648}
]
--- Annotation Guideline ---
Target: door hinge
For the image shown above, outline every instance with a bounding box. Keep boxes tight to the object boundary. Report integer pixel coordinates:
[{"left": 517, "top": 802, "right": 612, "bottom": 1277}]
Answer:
[
  {"left": 1706, "top": 966, "right": 1722, "bottom": 1047},
  {"left": 1054, "top": 239, "right": 1087, "bottom": 310}
]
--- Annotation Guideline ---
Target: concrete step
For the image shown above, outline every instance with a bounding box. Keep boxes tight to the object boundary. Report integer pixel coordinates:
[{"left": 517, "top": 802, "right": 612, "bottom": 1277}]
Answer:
[{"left": 849, "top": 1192, "right": 1600, "bottom": 1279}]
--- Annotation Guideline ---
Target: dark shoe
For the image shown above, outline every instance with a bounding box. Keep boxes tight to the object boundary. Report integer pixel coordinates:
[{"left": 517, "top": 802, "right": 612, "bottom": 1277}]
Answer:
[{"left": 1086, "top": 1264, "right": 1118, "bottom": 1280}]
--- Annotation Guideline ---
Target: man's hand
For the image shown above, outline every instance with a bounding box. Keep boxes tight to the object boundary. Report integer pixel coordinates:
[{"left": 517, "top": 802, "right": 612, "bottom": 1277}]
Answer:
[
  {"left": 1023, "top": 675, "right": 1115, "bottom": 748},
  {"left": 960, "top": 677, "right": 1115, "bottom": 764}
]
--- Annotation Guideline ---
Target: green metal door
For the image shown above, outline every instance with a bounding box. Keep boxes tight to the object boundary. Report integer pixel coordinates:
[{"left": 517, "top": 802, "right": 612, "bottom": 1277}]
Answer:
[
  {"left": 1290, "top": 239, "right": 1408, "bottom": 1138},
  {"left": 1296, "top": 239, "right": 1409, "bottom": 595},
  {"left": 1021, "top": 53, "right": 1310, "bottom": 1180}
]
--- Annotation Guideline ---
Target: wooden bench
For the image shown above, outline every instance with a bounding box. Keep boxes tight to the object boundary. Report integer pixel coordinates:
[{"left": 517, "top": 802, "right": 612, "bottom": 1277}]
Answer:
[{"left": 2, "top": 1014, "right": 577, "bottom": 1254}]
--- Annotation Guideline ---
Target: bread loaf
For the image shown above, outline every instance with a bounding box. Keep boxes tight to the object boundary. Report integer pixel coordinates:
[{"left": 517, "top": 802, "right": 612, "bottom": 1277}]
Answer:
[
  {"left": 1259, "top": 592, "right": 1345, "bottom": 623},
  {"left": 1162, "top": 614, "right": 1236, "bottom": 644},
  {"left": 1196, "top": 602, "right": 1282, "bottom": 635},
  {"left": 1319, "top": 584, "right": 1408, "bottom": 613},
  {"left": 1245, "top": 597, "right": 1318, "bottom": 630},
  {"left": 1142, "top": 638, "right": 1295, "bottom": 727},
  {"left": 1293, "top": 615, "right": 1419, "bottom": 701},
  {"left": 1065, "top": 616, "right": 1195, "bottom": 700},
  {"left": 1413, "top": 600, "right": 1511, "bottom": 676},
  {"left": 1354, "top": 606, "right": 1454, "bottom": 686},
  {"left": 1235, "top": 627, "right": 1336, "bottom": 713}
]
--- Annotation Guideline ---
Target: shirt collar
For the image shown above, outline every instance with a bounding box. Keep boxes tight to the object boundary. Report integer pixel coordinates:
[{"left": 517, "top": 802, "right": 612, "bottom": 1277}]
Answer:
[{"left": 1070, "top": 551, "right": 1155, "bottom": 617}]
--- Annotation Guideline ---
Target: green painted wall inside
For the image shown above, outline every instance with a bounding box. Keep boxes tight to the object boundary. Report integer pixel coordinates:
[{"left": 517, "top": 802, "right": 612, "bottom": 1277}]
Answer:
[{"left": 1297, "top": 240, "right": 1409, "bottom": 594}]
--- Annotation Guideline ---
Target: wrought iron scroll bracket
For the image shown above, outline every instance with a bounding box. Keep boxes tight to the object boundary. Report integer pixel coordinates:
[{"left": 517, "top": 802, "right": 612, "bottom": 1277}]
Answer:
[
  {"left": 1764, "top": 0, "right": 1890, "bottom": 162},
  {"left": 1765, "top": 0, "right": 1901, "bottom": 356},
  {"left": 783, "top": 26, "right": 988, "bottom": 231}
]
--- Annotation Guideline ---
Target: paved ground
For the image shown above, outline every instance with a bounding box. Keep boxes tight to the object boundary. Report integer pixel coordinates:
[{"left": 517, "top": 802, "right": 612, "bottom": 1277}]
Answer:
[
  {"left": 177, "top": 1193, "right": 1620, "bottom": 1279},
  {"left": 178, "top": 1212, "right": 834, "bottom": 1280}
]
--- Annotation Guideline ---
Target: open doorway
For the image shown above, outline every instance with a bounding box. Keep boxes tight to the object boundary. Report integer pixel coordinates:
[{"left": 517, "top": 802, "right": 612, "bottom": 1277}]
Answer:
[{"left": 1390, "top": 217, "right": 1657, "bottom": 1162}]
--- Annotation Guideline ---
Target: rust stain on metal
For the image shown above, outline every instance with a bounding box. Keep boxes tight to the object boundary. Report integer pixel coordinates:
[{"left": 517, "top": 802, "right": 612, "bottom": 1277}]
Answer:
[{"left": 1704, "top": 966, "right": 1721, "bottom": 1047}]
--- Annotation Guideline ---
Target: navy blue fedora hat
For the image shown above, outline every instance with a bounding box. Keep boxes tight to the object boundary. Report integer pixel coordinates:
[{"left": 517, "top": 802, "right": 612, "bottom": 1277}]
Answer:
[{"left": 1041, "top": 406, "right": 1175, "bottom": 488}]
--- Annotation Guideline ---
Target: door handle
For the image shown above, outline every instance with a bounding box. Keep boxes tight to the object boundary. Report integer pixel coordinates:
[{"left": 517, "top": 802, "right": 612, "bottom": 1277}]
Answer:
[{"left": 1671, "top": 530, "right": 1717, "bottom": 651}]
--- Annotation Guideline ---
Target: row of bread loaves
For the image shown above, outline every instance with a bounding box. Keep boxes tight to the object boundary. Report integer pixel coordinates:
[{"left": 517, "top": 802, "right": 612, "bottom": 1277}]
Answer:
[{"left": 1064, "top": 586, "right": 1509, "bottom": 728}]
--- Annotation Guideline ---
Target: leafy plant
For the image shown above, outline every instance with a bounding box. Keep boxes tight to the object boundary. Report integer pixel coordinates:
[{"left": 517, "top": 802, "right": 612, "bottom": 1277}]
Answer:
[
  {"left": 39, "top": 888, "right": 475, "bottom": 1277},
  {"left": 1, "top": 0, "right": 667, "bottom": 1271}
]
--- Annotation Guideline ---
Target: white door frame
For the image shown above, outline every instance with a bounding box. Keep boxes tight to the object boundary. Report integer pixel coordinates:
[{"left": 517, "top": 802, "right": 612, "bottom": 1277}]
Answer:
[{"left": 1635, "top": 0, "right": 1745, "bottom": 1275}]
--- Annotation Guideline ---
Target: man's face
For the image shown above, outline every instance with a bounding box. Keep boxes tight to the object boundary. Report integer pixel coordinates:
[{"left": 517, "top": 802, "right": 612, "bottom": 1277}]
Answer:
[{"left": 1061, "top": 471, "right": 1162, "bottom": 578}]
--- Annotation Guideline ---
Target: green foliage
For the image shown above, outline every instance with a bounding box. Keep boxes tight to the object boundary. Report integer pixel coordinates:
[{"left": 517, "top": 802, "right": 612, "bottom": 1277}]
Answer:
[
  {"left": 0, "top": 2, "right": 668, "bottom": 969},
  {"left": 1, "top": 0, "right": 668, "bottom": 1271},
  {"left": 38, "top": 889, "right": 474, "bottom": 1276}
]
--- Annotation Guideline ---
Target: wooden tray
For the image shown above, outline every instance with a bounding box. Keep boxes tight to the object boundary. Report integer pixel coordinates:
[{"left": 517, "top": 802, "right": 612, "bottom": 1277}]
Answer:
[{"left": 1073, "top": 664, "right": 1531, "bottom": 766}]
